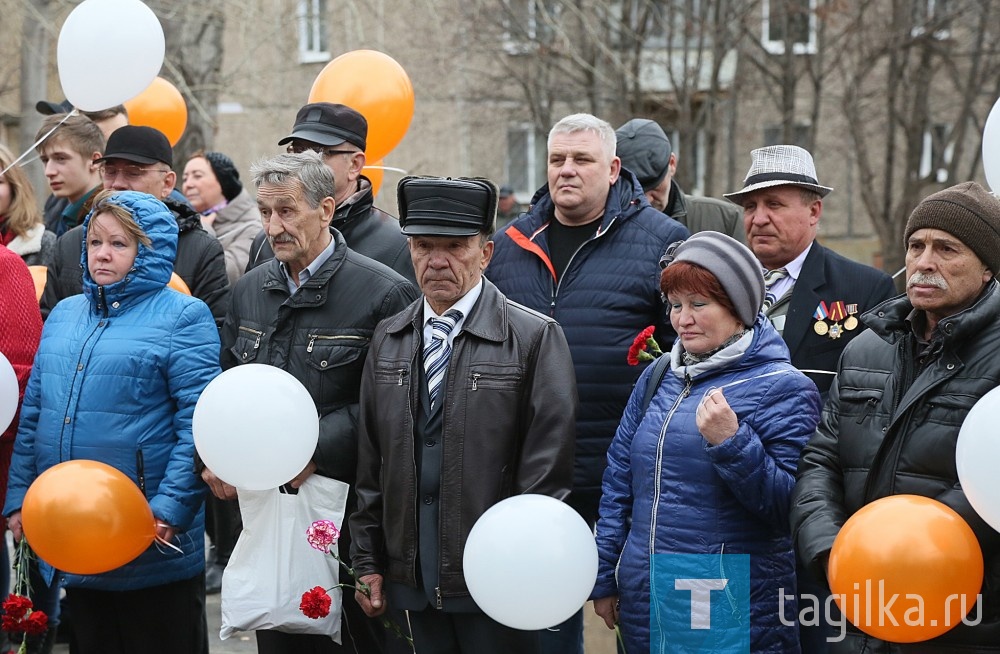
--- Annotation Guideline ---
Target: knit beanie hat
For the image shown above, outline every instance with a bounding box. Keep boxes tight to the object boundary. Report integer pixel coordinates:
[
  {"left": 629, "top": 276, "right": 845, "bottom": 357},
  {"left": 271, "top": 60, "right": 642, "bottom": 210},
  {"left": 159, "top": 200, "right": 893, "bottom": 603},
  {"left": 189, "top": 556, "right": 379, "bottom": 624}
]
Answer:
[
  {"left": 667, "top": 231, "right": 765, "bottom": 326},
  {"left": 615, "top": 119, "right": 672, "bottom": 192},
  {"left": 204, "top": 152, "right": 243, "bottom": 202},
  {"left": 904, "top": 181, "right": 1000, "bottom": 274}
]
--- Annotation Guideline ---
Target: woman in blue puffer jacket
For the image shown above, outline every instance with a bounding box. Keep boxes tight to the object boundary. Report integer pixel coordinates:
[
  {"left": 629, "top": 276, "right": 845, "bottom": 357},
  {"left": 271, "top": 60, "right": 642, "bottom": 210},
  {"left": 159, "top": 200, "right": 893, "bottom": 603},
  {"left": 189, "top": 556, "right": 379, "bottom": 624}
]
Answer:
[
  {"left": 3, "top": 190, "right": 220, "bottom": 654},
  {"left": 592, "top": 232, "right": 821, "bottom": 653}
]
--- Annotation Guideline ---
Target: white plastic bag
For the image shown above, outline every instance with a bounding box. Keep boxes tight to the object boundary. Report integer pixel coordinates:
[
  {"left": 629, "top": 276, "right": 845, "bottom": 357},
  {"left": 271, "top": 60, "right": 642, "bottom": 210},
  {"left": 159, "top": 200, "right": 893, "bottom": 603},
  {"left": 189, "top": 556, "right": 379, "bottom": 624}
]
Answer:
[{"left": 220, "top": 475, "right": 350, "bottom": 642}]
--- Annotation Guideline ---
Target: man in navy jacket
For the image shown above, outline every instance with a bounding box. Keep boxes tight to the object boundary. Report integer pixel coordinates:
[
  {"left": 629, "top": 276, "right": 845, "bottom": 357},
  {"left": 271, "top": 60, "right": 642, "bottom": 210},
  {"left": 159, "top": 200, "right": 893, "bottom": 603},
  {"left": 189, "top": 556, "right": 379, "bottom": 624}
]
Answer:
[{"left": 487, "top": 112, "right": 689, "bottom": 654}]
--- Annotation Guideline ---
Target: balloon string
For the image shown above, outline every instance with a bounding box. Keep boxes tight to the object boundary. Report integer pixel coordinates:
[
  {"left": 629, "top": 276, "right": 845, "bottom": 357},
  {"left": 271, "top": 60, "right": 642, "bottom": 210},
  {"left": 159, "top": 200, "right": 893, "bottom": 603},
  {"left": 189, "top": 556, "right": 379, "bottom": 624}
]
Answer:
[
  {"left": 0, "top": 109, "right": 79, "bottom": 177},
  {"left": 154, "top": 533, "right": 184, "bottom": 555},
  {"left": 365, "top": 165, "right": 408, "bottom": 174},
  {"left": 892, "top": 267, "right": 905, "bottom": 279}
]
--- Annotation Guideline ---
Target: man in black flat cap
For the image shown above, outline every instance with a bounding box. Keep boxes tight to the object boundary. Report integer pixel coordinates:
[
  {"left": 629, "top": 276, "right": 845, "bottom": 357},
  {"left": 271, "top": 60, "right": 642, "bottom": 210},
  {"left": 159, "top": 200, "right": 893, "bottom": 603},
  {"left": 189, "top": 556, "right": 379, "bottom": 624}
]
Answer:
[
  {"left": 246, "top": 102, "right": 415, "bottom": 282},
  {"left": 350, "top": 176, "right": 577, "bottom": 654}
]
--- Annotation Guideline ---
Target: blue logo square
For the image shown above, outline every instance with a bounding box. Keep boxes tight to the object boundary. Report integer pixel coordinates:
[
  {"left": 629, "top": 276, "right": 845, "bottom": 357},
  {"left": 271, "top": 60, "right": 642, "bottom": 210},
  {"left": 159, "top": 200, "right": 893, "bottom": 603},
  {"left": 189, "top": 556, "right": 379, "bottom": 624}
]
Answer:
[{"left": 650, "top": 553, "right": 750, "bottom": 654}]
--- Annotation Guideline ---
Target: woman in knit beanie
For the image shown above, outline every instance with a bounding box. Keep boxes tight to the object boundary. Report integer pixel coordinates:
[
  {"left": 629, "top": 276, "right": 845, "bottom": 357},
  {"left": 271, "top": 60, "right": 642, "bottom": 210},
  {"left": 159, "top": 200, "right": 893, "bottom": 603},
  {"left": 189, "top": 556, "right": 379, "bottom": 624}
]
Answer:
[
  {"left": 182, "top": 151, "right": 260, "bottom": 285},
  {"left": 593, "top": 232, "right": 822, "bottom": 654}
]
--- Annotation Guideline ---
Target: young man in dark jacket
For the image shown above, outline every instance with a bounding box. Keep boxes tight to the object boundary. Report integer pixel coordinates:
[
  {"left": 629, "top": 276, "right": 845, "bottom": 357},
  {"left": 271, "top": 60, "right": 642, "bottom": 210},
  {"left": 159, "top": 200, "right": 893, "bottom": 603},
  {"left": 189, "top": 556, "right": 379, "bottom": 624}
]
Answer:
[
  {"left": 351, "top": 176, "right": 576, "bottom": 654},
  {"left": 793, "top": 182, "right": 1000, "bottom": 652},
  {"left": 39, "top": 126, "right": 230, "bottom": 327},
  {"left": 245, "top": 102, "right": 415, "bottom": 283}
]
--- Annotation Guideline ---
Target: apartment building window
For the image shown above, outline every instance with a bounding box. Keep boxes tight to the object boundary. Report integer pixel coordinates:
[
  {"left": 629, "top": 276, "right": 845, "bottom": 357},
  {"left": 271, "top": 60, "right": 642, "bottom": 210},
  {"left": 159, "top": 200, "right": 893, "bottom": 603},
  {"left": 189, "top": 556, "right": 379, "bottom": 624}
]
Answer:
[
  {"left": 613, "top": 1, "right": 707, "bottom": 49},
  {"left": 506, "top": 124, "right": 544, "bottom": 198},
  {"left": 920, "top": 123, "right": 953, "bottom": 183},
  {"left": 912, "top": 0, "right": 950, "bottom": 39},
  {"left": 762, "top": 0, "right": 816, "bottom": 55},
  {"left": 298, "top": 0, "right": 329, "bottom": 63},
  {"left": 503, "top": 0, "right": 559, "bottom": 54}
]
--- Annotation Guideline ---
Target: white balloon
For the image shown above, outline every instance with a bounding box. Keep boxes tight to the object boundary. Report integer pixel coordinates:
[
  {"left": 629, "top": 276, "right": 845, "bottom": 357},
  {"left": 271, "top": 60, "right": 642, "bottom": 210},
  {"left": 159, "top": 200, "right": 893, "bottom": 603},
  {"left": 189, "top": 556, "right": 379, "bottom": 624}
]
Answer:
[
  {"left": 57, "top": 0, "right": 165, "bottom": 112},
  {"left": 463, "top": 494, "right": 597, "bottom": 630},
  {"left": 0, "top": 352, "right": 18, "bottom": 435},
  {"left": 193, "top": 364, "right": 319, "bottom": 491},
  {"left": 983, "top": 97, "right": 1000, "bottom": 194},
  {"left": 957, "top": 386, "right": 1000, "bottom": 532}
]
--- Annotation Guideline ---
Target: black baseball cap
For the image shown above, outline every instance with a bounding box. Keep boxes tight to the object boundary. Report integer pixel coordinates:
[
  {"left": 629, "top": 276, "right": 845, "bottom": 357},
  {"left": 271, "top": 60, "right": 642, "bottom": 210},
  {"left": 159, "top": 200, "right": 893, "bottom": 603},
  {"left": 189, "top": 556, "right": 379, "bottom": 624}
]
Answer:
[
  {"left": 36, "top": 99, "right": 74, "bottom": 115},
  {"left": 96, "top": 126, "right": 173, "bottom": 167},
  {"left": 397, "top": 176, "right": 498, "bottom": 237},
  {"left": 278, "top": 103, "right": 367, "bottom": 151}
]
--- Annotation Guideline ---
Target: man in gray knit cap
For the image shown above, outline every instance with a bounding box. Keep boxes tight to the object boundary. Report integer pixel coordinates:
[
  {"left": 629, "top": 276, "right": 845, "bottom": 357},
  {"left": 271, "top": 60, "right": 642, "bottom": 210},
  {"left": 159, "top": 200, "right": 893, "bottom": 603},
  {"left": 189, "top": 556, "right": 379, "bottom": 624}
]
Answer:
[{"left": 792, "top": 181, "right": 1000, "bottom": 651}]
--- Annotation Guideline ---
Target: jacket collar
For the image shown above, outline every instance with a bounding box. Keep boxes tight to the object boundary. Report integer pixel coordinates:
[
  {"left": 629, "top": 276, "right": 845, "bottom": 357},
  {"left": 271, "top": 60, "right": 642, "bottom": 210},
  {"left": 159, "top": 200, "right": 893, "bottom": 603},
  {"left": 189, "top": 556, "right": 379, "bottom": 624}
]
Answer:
[
  {"left": 5, "top": 223, "right": 45, "bottom": 256},
  {"left": 260, "top": 228, "right": 349, "bottom": 303},
  {"left": 664, "top": 179, "right": 689, "bottom": 222},
  {"left": 520, "top": 168, "right": 650, "bottom": 238},
  {"left": 331, "top": 177, "right": 375, "bottom": 232},
  {"left": 386, "top": 277, "right": 507, "bottom": 343}
]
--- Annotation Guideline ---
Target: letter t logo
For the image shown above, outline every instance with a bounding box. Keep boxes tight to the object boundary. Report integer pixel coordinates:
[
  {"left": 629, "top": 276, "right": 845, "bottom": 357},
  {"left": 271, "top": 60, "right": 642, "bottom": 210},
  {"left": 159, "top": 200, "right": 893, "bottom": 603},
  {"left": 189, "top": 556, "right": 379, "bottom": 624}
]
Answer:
[{"left": 675, "top": 578, "right": 729, "bottom": 629}]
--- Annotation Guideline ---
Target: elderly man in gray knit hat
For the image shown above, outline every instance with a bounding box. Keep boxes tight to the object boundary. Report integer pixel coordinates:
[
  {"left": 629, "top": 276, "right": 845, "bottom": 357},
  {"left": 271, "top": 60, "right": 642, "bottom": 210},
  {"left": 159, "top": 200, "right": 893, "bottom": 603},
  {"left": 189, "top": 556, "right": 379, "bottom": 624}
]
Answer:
[
  {"left": 792, "top": 181, "right": 1000, "bottom": 652},
  {"left": 615, "top": 118, "right": 743, "bottom": 242}
]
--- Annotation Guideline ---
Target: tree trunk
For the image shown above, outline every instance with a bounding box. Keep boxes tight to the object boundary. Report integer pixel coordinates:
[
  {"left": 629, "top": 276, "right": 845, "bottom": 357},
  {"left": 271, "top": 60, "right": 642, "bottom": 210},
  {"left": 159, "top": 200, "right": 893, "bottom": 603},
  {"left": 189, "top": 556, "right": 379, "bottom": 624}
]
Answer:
[{"left": 20, "top": 0, "right": 51, "bottom": 206}]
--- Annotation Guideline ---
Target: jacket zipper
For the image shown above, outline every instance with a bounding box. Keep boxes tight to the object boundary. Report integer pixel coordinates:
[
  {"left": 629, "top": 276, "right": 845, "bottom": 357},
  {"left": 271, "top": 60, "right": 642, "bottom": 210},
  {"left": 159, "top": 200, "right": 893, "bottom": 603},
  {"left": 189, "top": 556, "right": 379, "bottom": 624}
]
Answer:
[
  {"left": 306, "top": 333, "right": 368, "bottom": 353},
  {"left": 649, "top": 374, "right": 692, "bottom": 553},
  {"left": 856, "top": 398, "right": 877, "bottom": 424},
  {"left": 238, "top": 325, "right": 263, "bottom": 349},
  {"left": 136, "top": 449, "right": 146, "bottom": 495},
  {"left": 549, "top": 217, "right": 617, "bottom": 315}
]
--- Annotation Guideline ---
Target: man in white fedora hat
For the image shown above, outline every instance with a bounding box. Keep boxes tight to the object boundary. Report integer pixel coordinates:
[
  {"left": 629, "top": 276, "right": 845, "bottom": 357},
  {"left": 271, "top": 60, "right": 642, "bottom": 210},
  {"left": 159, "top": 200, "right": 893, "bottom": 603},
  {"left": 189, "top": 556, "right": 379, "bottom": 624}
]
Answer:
[
  {"left": 726, "top": 144, "right": 895, "bottom": 653},
  {"left": 725, "top": 144, "right": 895, "bottom": 398}
]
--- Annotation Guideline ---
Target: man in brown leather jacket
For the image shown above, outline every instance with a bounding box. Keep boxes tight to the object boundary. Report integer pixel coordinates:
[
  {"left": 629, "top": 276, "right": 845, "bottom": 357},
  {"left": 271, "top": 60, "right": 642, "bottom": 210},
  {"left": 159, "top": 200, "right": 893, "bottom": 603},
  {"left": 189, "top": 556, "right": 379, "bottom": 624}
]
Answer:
[{"left": 350, "top": 176, "right": 577, "bottom": 654}]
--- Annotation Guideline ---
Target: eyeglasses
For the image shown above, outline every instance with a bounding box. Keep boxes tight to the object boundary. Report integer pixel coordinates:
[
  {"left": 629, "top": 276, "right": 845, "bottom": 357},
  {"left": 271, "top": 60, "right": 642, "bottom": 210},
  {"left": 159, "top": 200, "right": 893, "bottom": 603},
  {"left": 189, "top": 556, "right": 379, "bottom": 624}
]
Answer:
[
  {"left": 285, "top": 144, "right": 358, "bottom": 158},
  {"left": 101, "top": 164, "right": 170, "bottom": 182}
]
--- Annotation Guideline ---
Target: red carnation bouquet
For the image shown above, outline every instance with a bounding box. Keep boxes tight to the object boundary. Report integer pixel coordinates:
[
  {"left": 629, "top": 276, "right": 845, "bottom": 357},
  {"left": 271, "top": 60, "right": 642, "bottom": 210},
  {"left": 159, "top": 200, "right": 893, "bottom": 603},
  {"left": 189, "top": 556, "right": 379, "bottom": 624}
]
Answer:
[
  {"left": 627, "top": 325, "right": 664, "bottom": 365},
  {"left": 300, "top": 520, "right": 411, "bottom": 646},
  {"left": 1, "top": 538, "right": 49, "bottom": 654}
]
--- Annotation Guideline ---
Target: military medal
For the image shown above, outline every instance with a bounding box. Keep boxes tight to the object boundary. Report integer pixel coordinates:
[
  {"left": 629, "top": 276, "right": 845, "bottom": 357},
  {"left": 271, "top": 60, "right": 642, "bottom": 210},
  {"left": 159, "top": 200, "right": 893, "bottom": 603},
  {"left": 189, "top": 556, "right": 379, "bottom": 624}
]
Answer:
[
  {"left": 813, "top": 302, "right": 829, "bottom": 335},
  {"left": 844, "top": 303, "right": 859, "bottom": 331},
  {"left": 826, "top": 301, "right": 848, "bottom": 338}
]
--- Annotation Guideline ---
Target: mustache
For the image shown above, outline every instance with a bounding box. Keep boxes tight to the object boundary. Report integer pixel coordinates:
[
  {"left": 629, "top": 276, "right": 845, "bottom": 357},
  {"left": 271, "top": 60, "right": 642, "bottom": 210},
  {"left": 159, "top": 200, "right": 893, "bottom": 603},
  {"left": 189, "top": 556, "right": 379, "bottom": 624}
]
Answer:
[
  {"left": 270, "top": 236, "right": 295, "bottom": 244},
  {"left": 907, "top": 272, "right": 948, "bottom": 290}
]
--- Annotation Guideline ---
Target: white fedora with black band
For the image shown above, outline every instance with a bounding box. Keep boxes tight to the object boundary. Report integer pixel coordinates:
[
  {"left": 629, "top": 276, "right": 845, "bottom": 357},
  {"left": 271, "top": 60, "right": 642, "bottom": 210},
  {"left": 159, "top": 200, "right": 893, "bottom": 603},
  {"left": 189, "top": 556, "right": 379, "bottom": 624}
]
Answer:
[{"left": 724, "top": 144, "right": 833, "bottom": 205}]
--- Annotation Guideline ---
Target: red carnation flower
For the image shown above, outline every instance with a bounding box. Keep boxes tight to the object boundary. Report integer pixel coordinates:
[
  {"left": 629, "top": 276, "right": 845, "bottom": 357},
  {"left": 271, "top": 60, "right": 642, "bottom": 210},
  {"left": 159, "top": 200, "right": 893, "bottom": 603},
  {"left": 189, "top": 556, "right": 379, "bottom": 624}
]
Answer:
[
  {"left": 21, "top": 611, "right": 47, "bottom": 636},
  {"left": 1, "top": 594, "right": 32, "bottom": 621},
  {"left": 300, "top": 586, "right": 332, "bottom": 619},
  {"left": 627, "top": 325, "right": 660, "bottom": 365}
]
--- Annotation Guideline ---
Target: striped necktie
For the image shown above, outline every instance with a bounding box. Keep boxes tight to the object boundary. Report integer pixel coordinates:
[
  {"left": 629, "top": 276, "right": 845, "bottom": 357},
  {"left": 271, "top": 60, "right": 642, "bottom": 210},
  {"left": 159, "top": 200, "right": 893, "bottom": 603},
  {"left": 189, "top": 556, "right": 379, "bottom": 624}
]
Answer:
[
  {"left": 423, "top": 309, "right": 463, "bottom": 410},
  {"left": 762, "top": 268, "right": 789, "bottom": 312}
]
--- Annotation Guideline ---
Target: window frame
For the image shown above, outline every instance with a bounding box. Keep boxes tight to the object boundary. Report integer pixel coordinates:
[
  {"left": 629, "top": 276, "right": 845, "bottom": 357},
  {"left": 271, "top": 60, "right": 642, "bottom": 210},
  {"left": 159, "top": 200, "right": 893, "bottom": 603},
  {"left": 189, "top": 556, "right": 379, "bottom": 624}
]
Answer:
[
  {"left": 297, "top": 0, "right": 330, "bottom": 64},
  {"left": 761, "top": 0, "right": 817, "bottom": 56}
]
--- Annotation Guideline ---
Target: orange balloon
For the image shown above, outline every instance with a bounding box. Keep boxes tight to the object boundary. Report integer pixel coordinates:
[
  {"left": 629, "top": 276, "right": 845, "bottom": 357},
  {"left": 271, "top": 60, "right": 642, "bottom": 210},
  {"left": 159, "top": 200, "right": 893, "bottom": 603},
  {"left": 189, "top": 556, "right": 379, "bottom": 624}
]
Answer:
[
  {"left": 123, "top": 77, "right": 188, "bottom": 146},
  {"left": 363, "top": 159, "right": 384, "bottom": 198},
  {"left": 22, "top": 460, "right": 156, "bottom": 575},
  {"left": 308, "top": 50, "right": 414, "bottom": 162},
  {"left": 829, "top": 495, "right": 983, "bottom": 643},
  {"left": 27, "top": 265, "right": 46, "bottom": 303},
  {"left": 168, "top": 272, "right": 191, "bottom": 295}
]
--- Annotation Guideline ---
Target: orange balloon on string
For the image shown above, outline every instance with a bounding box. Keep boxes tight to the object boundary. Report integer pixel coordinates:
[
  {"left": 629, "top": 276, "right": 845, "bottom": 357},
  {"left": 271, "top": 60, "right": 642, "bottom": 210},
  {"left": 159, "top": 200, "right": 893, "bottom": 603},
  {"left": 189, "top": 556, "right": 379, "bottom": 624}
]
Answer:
[
  {"left": 363, "top": 160, "right": 384, "bottom": 198},
  {"left": 308, "top": 50, "right": 414, "bottom": 162},
  {"left": 22, "top": 460, "right": 156, "bottom": 575},
  {"left": 828, "top": 495, "right": 983, "bottom": 643},
  {"left": 123, "top": 77, "right": 188, "bottom": 146}
]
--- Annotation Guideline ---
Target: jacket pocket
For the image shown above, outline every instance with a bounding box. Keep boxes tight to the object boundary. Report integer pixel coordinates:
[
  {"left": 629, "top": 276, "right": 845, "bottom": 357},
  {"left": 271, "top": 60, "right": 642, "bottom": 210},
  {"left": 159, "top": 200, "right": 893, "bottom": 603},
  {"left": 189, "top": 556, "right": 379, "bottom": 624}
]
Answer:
[
  {"left": 468, "top": 364, "right": 522, "bottom": 391},
  {"left": 303, "top": 332, "right": 370, "bottom": 409},
  {"left": 305, "top": 333, "right": 368, "bottom": 371},
  {"left": 230, "top": 325, "right": 264, "bottom": 363},
  {"left": 838, "top": 387, "right": 883, "bottom": 424}
]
